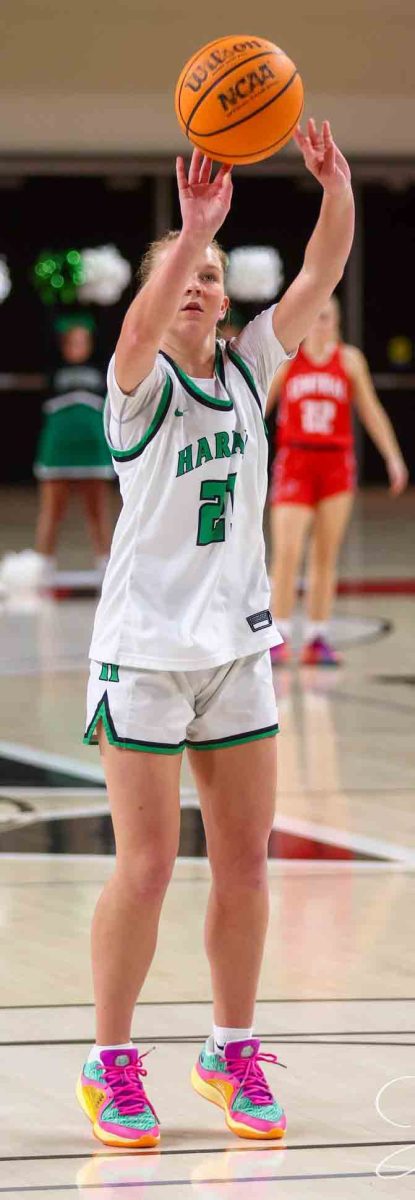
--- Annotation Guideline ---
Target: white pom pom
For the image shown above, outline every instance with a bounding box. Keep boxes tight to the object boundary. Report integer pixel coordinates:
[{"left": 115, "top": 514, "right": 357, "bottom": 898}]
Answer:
[
  {"left": 78, "top": 244, "right": 132, "bottom": 306},
  {"left": 0, "top": 255, "right": 12, "bottom": 303},
  {"left": 0, "top": 550, "right": 54, "bottom": 591},
  {"left": 226, "top": 246, "right": 284, "bottom": 302}
]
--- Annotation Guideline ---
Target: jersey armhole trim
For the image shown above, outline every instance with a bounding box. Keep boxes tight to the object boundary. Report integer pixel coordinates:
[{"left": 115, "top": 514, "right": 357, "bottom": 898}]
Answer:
[
  {"left": 108, "top": 375, "right": 173, "bottom": 462},
  {"left": 226, "top": 345, "right": 262, "bottom": 411},
  {"left": 227, "top": 345, "right": 269, "bottom": 438}
]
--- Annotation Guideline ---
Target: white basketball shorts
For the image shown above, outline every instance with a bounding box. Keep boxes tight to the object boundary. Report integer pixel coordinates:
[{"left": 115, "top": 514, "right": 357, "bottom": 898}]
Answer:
[{"left": 84, "top": 651, "right": 278, "bottom": 754}]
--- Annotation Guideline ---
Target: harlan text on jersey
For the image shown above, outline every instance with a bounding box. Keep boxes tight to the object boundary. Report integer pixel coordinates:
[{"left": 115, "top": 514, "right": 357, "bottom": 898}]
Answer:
[{"left": 176, "top": 429, "right": 248, "bottom": 477}]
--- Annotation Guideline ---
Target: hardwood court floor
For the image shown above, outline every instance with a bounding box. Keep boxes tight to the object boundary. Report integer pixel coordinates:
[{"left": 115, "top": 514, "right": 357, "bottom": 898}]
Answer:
[{"left": 0, "top": 487, "right": 414, "bottom": 1197}]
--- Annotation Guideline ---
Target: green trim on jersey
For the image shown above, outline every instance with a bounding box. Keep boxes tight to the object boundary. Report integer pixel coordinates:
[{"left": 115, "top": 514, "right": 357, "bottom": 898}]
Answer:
[
  {"left": 83, "top": 692, "right": 185, "bottom": 754},
  {"left": 110, "top": 375, "right": 173, "bottom": 463},
  {"left": 226, "top": 345, "right": 262, "bottom": 410},
  {"left": 187, "top": 723, "right": 279, "bottom": 751},
  {"left": 160, "top": 346, "right": 233, "bottom": 411},
  {"left": 227, "top": 345, "right": 269, "bottom": 438}
]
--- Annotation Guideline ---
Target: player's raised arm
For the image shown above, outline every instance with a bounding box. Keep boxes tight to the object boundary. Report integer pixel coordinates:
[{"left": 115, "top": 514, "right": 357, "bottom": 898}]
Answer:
[
  {"left": 115, "top": 151, "right": 233, "bottom": 393},
  {"left": 273, "top": 119, "right": 355, "bottom": 355}
]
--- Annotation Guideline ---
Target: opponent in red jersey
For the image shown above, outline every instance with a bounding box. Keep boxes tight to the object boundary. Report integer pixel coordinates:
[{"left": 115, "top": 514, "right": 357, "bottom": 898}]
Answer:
[{"left": 267, "top": 296, "right": 408, "bottom": 665}]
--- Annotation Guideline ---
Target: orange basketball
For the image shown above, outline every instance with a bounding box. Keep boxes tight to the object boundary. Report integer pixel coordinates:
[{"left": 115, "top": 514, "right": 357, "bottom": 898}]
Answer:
[{"left": 174, "top": 34, "right": 304, "bottom": 165}]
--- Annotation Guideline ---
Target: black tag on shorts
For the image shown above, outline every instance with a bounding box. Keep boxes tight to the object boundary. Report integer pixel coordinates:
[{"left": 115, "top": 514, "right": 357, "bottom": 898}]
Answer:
[{"left": 246, "top": 609, "right": 273, "bottom": 632}]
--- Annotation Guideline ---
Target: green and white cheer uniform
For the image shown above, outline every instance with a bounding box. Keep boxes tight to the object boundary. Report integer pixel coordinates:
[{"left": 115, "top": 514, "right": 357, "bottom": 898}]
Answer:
[
  {"left": 85, "top": 305, "right": 293, "bottom": 752},
  {"left": 34, "top": 364, "right": 114, "bottom": 480}
]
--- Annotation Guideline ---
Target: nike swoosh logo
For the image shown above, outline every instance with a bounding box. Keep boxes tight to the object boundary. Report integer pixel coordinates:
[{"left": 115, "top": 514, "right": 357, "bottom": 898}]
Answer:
[{"left": 174, "top": 407, "right": 187, "bottom": 417}]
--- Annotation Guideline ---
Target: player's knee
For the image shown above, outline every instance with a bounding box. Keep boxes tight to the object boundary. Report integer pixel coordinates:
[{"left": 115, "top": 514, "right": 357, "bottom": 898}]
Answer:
[
  {"left": 311, "top": 544, "right": 338, "bottom": 571},
  {"left": 211, "top": 841, "right": 269, "bottom": 892},
  {"left": 277, "top": 541, "right": 303, "bottom": 571},
  {"left": 116, "top": 848, "right": 176, "bottom": 899}
]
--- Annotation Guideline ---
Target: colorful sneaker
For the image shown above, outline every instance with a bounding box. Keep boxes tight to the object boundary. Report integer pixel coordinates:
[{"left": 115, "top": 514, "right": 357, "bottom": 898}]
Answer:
[
  {"left": 76, "top": 1047, "right": 160, "bottom": 1148},
  {"left": 191, "top": 1037, "right": 286, "bottom": 1140},
  {"left": 270, "top": 641, "right": 292, "bottom": 666},
  {"left": 300, "top": 636, "right": 342, "bottom": 666}
]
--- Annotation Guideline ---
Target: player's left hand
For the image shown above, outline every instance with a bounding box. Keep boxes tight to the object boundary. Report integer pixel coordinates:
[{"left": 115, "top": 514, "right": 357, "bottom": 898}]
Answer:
[
  {"left": 294, "top": 118, "right": 351, "bottom": 195},
  {"left": 386, "top": 454, "right": 409, "bottom": 496}
]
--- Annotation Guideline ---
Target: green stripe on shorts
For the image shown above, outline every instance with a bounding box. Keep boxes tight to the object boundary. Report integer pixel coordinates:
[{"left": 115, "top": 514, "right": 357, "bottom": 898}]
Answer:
[
  {"left": 83, "top": 695, "right": 185, "bottom": 754},
  {"left": 187, "top": 724, "right": 279, "bottom": 751}
]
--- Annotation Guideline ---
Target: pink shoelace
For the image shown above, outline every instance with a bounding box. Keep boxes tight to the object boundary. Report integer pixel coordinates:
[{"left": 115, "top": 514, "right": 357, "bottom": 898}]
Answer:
[
  {"left": 229, "top": 1050, "right": 286, "bottom": 1106},
  {"left": 103, "top": 1050, "right": 157, "bottom": 1117}
]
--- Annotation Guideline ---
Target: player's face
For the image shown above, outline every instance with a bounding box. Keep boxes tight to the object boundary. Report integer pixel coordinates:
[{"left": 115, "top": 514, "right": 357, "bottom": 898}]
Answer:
[
  {"left": 61, "top": 327, "right": 93, "bottom": 363},
  {"left": 310, "top": 300, "right": 340, "bottom": 342},
  {"left": 157, "top": 245, "right": 229, "bottom": 336}
]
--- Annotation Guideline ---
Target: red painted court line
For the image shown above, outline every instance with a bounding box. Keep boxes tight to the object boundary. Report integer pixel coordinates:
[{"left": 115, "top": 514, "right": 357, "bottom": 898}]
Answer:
[
  {"left": 51, "top": 577, "right": 415, "bottom": 601},
  {"left": 336, "top": 579, "right": 415, "bottom": 595}
]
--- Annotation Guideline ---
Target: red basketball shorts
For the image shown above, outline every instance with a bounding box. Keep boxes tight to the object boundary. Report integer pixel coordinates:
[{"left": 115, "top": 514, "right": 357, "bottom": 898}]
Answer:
[{"left": 270, "top": 445, "right": 356, "bottom": 507}]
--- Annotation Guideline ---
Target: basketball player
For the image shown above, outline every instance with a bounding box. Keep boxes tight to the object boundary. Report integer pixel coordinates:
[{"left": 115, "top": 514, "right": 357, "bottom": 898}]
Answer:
[
  {"left": 77, "top": 120, "right": 355, "bottom": 1147},
  {"left": 268, "top": 296, "right": 408, "bottom": 665}
]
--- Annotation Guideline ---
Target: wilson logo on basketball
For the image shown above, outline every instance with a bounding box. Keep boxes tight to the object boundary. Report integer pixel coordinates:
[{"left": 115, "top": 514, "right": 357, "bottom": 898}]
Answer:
[
  {"left": 218, "top": 64, "right": 276, "bottom": 113},
  {"left": 184, "top": 40, "right": 263, "bottom": 94},
  {"left": 175, "top": 34, "right": 304, "bottom": 165}
]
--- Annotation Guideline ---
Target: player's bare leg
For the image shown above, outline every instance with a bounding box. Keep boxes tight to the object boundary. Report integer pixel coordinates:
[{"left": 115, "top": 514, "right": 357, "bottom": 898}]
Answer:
[
  {"left": 34, "top": 479, "right": 71, "bottom": 556},
  {"left": 307, "top": 491, "right": 354, "bottom": 621},
  {"left": 301, "top": 490, "right": 353, "bottom": 664},
  {"left": 93, "top": 730, "right": 181, "bottom": 1044},
  {"left": 188, "top": 737, "right": 277, "bottom": 1027},
  {"left": 189, "top": 737, "right": 287, "bottom": 1139},
  {"left": 270, "top": 503, "right": 313, "bottom": 619},
  {"left": 270, "top": 503, "right": 312, "bottom": 660}
]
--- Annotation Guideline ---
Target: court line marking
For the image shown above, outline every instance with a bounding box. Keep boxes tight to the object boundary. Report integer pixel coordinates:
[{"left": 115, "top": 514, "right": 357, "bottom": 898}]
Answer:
[
  {"left": 1, "top": 1037, "right": 414, "bottom": 1047},
  {"left": 0, "top": 813, "right": 401, "bottom": 864},
  {"left": 0, "top": 1170, "right": 385, "bottom": 1191},
  {"left": 1, "top": 854, "right": 414, "bottom": 876},
  {"left": 0, "top": 660, "right": 86, "bottom": 678},
  {"left": 0, "top": 997, "right": 413, "bottom": 1009},
  {"left": 2, "top": 801, "right": 410, "bottom": 863},
  {"left": 0, "top": 753, "right": 414, "bottom": 865},
  {"left": 1, "top": 776, "right": 414, "bottom": 863},
  {"left": 273, "top": 813, "right": 415, "bottom": 864},
  {"left": 2, "top": 858, "right": 414, "bottom": 876},
  {"left": 1, "top": 1029, "right": 413, "bottom": 1037},
  {"left": 3, "top": 786, "right": 415, "bottom": 796},
  {"left": 0, "top": 788, "right": 106, "bottom": 798},
  {"left": 327, "top": 616, "right": 392, "bottom": 649},
  {"left": 329, "top": 688, "right": 415, "bottom": 717},
  {"left": 0, "top": 815, "right": 400, "bottom": 863},
  {"left": 0, "top": 1138, "right": 412, "bottom": 1162},
  {"left": 1, "top": 1032, "right": 412, "bottom": 1041},
  {"left": 0, "top": 791, "right": 198, "bottom": 825},
  {"left": 0, "top": 741, "right": 104, "bottom": 783}
]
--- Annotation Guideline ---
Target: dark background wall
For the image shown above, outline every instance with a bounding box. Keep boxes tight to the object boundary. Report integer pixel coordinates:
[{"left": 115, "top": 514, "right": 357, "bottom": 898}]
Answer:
[{"left": 0, "top": 170, "right": 414, "bottom": 484}]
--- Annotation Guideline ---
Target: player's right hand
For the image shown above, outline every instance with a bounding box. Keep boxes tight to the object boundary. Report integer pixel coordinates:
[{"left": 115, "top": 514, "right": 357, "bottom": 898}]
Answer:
[{"left": 176, "top": 149, "right": 233, "bottom": 241}]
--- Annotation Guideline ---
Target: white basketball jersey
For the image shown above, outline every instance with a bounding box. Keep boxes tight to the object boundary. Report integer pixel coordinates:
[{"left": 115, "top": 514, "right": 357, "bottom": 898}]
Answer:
[{"left": 89, "top": 305, "right": 291, "bottom": 670}]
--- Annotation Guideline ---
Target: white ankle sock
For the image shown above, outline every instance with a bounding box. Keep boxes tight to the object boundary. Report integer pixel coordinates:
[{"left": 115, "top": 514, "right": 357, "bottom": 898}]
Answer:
[
  {"left": 304, "top": 620, "right": 328, "bottom": 644},
  {"left": 88, "top": 1040, "right": 133, "bottom": 1063},
  {"left": 274, "top": 618, "right": 292, "bottom": 641},
  {"left": 213, "top": 1025, "right": 253, "bottom": 1055}
]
